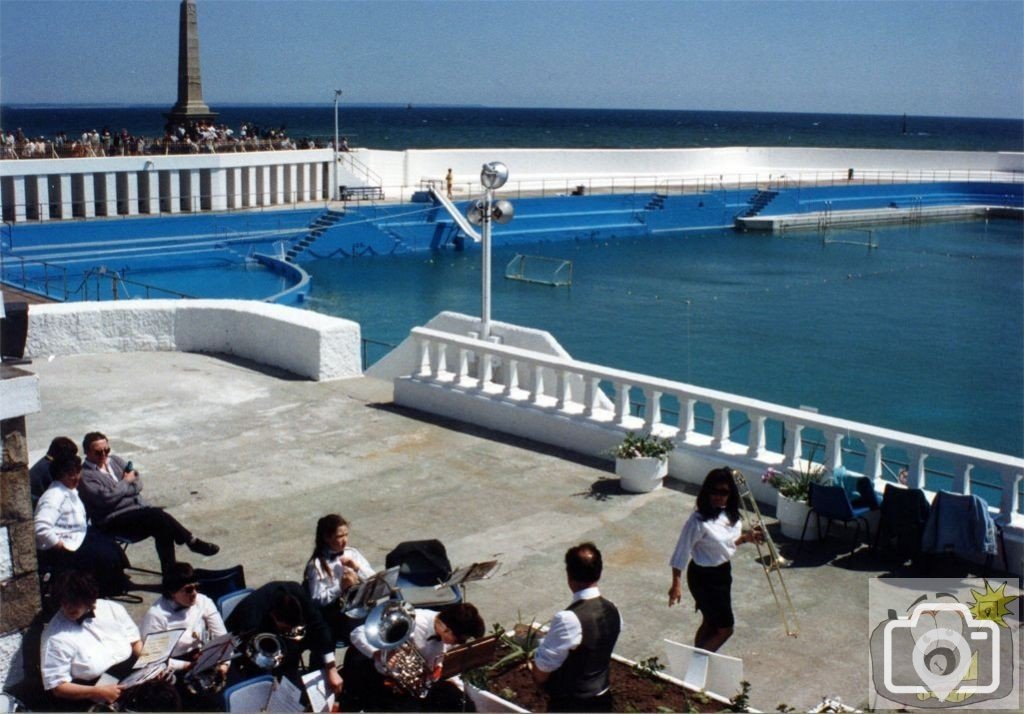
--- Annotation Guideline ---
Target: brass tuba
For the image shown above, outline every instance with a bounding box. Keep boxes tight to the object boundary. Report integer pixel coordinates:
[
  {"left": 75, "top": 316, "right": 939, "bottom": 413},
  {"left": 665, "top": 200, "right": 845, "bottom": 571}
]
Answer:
[
  {"left": 363, "top": 597, "right": 435, "bottom": 698},
  {"left": 245, "top": 632, "right": 286, "bottom": 671},
  {"left": 731, "top": 468, "right": 799, "bottom": 637}
]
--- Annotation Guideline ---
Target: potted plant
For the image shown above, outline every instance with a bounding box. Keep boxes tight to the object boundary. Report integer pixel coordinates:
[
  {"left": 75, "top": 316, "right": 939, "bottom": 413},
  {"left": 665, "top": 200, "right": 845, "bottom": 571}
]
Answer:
[
  {"left": 762, "top": 461, "right": 830, "bottom": 539},
  {"left": 611, "top": 432, "right": 675, "bottom": 493}
]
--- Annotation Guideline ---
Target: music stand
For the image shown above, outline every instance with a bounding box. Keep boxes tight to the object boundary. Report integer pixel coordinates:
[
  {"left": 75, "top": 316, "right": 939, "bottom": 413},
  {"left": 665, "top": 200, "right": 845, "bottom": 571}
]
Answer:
[
  {"left": 433, "top": 560, "right": 500, "bottom": 602},
  {"left": 343, "top": 566, "right": 400, "bottom": 614},
  {"left": 439, "top": 634, "right": 500, "bottom": 680}
]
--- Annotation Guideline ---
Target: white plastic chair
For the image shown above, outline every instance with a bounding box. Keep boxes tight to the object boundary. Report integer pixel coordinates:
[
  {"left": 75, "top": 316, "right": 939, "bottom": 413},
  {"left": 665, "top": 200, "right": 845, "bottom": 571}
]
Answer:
[{"left": 663, "top": 638, "right": 744, "bottom": 702}]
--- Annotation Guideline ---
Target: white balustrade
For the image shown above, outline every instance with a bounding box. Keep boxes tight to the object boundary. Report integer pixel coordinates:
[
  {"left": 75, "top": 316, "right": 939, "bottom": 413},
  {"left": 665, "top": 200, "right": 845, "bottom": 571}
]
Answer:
[{"left": 407, "top": 326, "right": 1024, "bottom": 527}]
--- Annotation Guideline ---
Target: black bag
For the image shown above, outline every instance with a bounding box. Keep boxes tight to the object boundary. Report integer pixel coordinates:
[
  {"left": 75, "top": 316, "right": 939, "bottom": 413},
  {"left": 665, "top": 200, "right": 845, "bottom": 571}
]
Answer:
[{"left": 385, "top": 539, "right": 452, "bottom": 586}]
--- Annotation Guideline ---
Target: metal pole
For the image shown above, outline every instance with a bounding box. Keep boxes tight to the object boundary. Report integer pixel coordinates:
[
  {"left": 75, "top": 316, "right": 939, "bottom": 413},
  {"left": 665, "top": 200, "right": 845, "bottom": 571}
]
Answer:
[
  {"left": 333, "top": 89, "right": 342, "bottom": 201},
  {"left": 481, "top": 187, "right": 492, "bottom": 339}
]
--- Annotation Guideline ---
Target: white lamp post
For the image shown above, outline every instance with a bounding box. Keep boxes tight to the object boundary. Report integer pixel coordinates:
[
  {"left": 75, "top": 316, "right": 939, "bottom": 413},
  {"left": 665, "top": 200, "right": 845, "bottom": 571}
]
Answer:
[
  {"left": 332, "top": 89, "right": 342, "bottom": 201},
  {"left": 467, "top": 162, "right": 514, "bottom": 339}
]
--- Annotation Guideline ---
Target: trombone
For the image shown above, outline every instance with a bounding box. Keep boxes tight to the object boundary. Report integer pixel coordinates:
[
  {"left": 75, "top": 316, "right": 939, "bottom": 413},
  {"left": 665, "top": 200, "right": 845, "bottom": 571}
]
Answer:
[{"left": 730, "top": 468, "right": 799, "bottom": 638}]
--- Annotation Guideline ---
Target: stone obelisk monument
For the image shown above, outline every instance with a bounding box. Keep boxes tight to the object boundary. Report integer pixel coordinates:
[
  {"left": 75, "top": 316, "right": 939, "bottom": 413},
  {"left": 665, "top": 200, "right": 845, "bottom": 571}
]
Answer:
[{"left": 165, "top": 0, "right": 217, "bottom": 124}]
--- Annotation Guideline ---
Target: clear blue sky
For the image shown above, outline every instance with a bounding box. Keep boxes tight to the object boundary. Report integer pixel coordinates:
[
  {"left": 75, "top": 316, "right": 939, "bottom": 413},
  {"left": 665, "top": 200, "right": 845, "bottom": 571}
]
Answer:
[{"left": 1, "top": 0, "right": 1021, "bottom": 118}]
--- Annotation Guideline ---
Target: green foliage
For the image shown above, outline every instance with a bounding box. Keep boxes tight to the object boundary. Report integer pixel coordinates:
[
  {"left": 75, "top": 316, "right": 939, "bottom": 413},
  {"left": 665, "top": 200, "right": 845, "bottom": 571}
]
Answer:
[
  {"left": 761, "top": 447, "right": 830, "bottom": 504},
  {"left": 725, "top": 680, "right": 753, "bottom": 712},
  {"left": 631, "top": 656, "right": 666, "bottom": 681},
  {"left": 611, "top": 431, "right": 675, "bottom": 460}
]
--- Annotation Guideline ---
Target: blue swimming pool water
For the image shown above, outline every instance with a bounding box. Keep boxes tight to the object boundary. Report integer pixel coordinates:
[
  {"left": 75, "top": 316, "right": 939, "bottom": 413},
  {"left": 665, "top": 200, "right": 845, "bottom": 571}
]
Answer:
[{"left": 303, "top": 218, "right": 1023, "bottom": 459}]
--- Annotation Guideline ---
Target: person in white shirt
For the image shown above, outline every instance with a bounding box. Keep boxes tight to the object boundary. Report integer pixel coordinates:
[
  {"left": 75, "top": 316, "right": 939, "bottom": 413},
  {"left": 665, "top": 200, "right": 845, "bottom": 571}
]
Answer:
[
  {"left": 40, "top": 570, "right": 142, "bottom": 707},
  {"left": 34, "top": 454, "right": 129, "bottom": 597},
  {"left": 530, "top": 542, "right": 622, "bottom": 712},
  {"left": 140, "top": 562, "right": 228, "bottom": 669},
  {"left": 345, "top": 603, "right": 484, "bottom": 710},
  {"left": 668, "top": 467, "right": 763, "bottom": 652},
  {"left": 303, "top": 514, "right": 375, "bottom": 643}
]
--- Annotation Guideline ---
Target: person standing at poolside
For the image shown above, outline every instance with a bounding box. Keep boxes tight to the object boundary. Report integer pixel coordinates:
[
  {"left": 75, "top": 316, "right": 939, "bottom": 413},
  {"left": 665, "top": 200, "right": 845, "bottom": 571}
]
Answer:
[
  {"left": 445, "top": 168, "right": 454, "bottom": 198},
  {"left": 531, "top": 542, "right": 621, "bottom": 712},
  {"left": 668, "top": 467, "right": 763, "bottom": 652}
]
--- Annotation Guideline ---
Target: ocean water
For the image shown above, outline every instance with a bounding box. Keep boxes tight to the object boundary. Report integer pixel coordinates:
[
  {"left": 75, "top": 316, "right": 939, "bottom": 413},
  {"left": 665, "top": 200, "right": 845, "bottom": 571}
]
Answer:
[{"left": 2, "top": 104, "right": 1022, "bottom": 152}]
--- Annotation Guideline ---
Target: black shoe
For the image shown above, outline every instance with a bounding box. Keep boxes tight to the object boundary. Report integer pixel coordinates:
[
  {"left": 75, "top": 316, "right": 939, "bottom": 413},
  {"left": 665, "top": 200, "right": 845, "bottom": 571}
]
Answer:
[{"left": 188, "top": 538, "right": 220, "bottom": 556}]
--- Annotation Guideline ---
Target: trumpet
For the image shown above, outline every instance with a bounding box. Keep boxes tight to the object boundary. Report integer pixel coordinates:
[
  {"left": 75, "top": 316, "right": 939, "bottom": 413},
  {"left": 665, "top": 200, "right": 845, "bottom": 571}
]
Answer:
[{"left": 730, "top": 468, "right": 799, "bottom": 638}]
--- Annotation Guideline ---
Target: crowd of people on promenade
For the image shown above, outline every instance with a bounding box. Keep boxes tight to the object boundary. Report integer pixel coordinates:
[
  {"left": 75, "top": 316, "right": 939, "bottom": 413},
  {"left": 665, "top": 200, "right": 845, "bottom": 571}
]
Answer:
[
  {"left": 1, "top": 120, "right": 334, "bottom": 160},
  {"left": 26, "top": 430, "right": 762, "bottom": 712}
]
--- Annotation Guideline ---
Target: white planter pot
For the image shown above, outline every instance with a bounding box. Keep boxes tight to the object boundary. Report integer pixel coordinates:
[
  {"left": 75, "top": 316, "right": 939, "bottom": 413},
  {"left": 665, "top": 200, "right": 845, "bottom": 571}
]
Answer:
[
  {"left": 776, "top": 493, "right": 818, "bottom": 540},
  {"left": 616, "top": 456, "right": 668, "bottom": 493}
]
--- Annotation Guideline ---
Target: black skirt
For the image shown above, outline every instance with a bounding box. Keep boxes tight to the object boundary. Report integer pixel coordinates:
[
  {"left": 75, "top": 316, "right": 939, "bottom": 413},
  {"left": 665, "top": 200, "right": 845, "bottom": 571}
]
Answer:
[{"left": 686, "top": 560, "right": 734, "bottom": 628}]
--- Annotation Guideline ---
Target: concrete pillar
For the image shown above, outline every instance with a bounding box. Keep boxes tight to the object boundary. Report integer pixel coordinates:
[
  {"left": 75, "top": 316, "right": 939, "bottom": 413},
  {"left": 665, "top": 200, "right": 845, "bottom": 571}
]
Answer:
[
  {"left": 98, "top": 172, "right": 117, "bottom": 217},
  {"left": 272, "top": 165, "right": 284, "bottom": 205},
  {"left": 25, "top": 176, "right": 45, "bottom": 221},
  {"left": 178, "top": 169, "right": 201, "bottom": 212},
  {"left": 160, "top": 170, "right": 180, "bottom": 214},
  {"left": 140, "top": 171, "right": 160, "bottom": 214},
  {"left": 297, "top": 164, "right": 308, "bottom": 202},
  {"left": 208, "top": 168, "right": 227, "bottom": 211},
  {"left": 258, "top": 166, "right": 271, "bottom": 206},
  {"left": 12, "top": 178, "right": 26, "bottom": 222},
  {"left": 241, "top": 167, "right": 254, "bottom": 208},
  {"left": 286, "top": 164, "right": 297, "bottom": 205},
  {"left": 74, "top": 174, "right": 95, "bottom": 218},
  {"left": 311, "top": 162, "right": 323, "bottom": 201},
  {"left": 117, "top": 172, "right": 138, "bottom": 216},
  {"left": 58, "top": 174, "right": 72, "bottom": 220}
]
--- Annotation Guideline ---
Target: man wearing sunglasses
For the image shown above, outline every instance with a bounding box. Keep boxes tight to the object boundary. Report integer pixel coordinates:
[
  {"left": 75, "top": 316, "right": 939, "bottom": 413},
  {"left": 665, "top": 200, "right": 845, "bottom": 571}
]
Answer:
[{"left": 79, "top": 431, "right": 219, "bottom": 575}]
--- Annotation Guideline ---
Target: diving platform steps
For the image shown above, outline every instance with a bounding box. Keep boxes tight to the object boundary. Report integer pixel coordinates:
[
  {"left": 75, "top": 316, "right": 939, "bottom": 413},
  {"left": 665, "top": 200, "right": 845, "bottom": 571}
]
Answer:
[
  {"left": 736, "top": 204, "right": 1023, "bottom": 233},
  {"left": 285, "top": 209, "right": 345, "bottom": 263}
]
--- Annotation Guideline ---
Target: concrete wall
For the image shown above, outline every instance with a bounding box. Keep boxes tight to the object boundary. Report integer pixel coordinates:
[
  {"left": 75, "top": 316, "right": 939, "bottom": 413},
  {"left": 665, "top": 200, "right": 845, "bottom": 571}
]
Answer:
[
  {"left": 24, "top": 300, "right": 362, "bottom": 382},
  {"left": 359, "top": 146, "right": 1024, "bottom": 195}
]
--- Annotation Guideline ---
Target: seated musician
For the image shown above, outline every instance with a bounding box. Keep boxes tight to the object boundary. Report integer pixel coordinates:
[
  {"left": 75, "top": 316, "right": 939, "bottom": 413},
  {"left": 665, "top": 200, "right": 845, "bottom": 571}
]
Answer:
[
  {"left": 303, "top": 514, "right": 375, "bottom": 643},
  {"left": 344, "top": 602, "right": 484, "bottom": 711},
  {"left": 224, "top": 581, "right": 343, "bottom": 697},
  {"left": 140, "top": 562, "right": 230, "bottom": 701},
  {"left": 39, "top": 570, "right": 142, "bottom": 709},
  {"left": 34, "top": 454, "right": 130, "bottom": 598}
]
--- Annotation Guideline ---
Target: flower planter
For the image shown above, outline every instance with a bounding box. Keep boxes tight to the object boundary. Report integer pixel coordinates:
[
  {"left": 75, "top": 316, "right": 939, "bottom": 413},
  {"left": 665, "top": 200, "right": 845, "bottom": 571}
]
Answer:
[
  {"left": 776, "top": 493, "right": 819, "bottom": 540},
  {"left": 616, "top": 456, "right": 668, "bottom": 493}
]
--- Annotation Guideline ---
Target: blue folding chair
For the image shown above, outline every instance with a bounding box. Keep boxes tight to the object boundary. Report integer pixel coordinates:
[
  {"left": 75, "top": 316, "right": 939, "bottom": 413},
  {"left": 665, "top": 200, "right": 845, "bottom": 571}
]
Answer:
[
  {"left": 798, "top": 482, "right": 871, "bottom": 554},
  {"left": 217, "top": 588, "right": 254, "bottom": 622},
  {"left": 223, "top": 675, "right": 275, "bottom": 712}
]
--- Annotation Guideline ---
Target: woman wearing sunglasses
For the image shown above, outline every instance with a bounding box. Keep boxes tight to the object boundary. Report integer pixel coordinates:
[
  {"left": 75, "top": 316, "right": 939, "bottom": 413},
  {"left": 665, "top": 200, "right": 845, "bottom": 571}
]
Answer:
[
  {"left": 667, "top": 467, "right": 763, "bottom": 652},
  {"left": 141, "top": 562, "right": 228, "bottom": 665}
]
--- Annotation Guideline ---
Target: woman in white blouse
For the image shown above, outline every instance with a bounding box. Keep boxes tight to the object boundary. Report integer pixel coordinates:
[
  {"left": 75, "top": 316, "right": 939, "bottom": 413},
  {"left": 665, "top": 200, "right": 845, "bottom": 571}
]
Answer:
[
  {"left": 303, "top": 514, "right": 375, "bottom": 642},
  {"left": 140, "top": 562, "right": 228, "bottom": 668},
  {"left": 34, "top": 454, "right": 128, "bottom": 597},
  {"left": 40, "top": 570, "right": 142, "bottom": 707},
  {"left": 667, "top": 467, "right": 762, "bottom": 652}
]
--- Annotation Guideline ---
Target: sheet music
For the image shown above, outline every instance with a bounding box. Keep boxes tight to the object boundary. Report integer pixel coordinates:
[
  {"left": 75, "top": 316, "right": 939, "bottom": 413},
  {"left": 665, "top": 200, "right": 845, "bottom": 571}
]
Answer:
[
  {"left": 118, "top": 663, "right": 167, "bottom": 689},
  {"left": 302, "top": 669, "right": 336, "bottom": 713},
  {"left": 191, "top": 632, "right": 237, "bottom": 674},
  {"left": 265, "top": 675, "right": 305, "bottom": 712},
  {"left": 134, "top": 628, "right": 186, "bottom": 668},
  {"left": 435, "top": 560, "right": 500, "bottom": 589}
]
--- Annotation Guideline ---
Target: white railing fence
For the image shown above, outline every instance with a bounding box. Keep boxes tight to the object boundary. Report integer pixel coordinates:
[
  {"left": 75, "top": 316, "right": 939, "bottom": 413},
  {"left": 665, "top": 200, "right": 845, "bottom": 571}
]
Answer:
[{"left": 406, "top": 326, "right": 1024, "bottom": 528}]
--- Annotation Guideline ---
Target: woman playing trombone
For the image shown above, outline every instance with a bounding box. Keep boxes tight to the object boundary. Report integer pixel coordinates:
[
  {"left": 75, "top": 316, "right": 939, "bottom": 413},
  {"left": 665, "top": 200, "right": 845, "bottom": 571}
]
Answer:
[{"left": 668, "top": 467, "right": 763, "bottom": 652}]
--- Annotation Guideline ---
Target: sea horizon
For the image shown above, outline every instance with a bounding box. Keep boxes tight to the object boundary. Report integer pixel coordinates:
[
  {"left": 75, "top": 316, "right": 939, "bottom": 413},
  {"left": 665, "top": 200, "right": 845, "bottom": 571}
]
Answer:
[
  {"left": 2, "top": 104, "right": 1021, "bottom": 153},
  {"left": 4, "top": 102, "right": 1023, "bottom": 122}
]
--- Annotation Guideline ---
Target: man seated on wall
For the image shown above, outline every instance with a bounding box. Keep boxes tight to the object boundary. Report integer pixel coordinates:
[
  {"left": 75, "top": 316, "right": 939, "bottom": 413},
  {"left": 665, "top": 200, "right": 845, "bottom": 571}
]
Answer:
[{"left": 77, "top": 431, "right": 219, "bottom": 575}]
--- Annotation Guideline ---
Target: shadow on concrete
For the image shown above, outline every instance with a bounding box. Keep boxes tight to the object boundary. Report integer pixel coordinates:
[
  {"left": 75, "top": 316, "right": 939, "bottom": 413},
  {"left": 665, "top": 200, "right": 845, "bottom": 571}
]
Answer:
[{"left": 369, "top": 401, "right": 614, "bottom": 471}]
